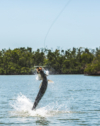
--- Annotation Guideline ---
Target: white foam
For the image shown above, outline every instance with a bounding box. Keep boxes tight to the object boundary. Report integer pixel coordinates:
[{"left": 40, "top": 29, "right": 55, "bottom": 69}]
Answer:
[
  {"left": 36, "top": 70, "right": 49, "bottom": 81},
  {"left": 10, "top": 93, "right": 69, "bottom": 117},
  {"left": 36, "top": 74, "right": 42, "bottom": 80},
  {"left": 45, "top": 70, "right": 49, "bottom": 76}
]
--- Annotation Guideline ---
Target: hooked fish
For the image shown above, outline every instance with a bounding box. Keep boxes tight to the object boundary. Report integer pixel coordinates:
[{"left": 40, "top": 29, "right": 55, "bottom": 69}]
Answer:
[{"left": 32, "top": 67, "right": 48, "bottom": 110}]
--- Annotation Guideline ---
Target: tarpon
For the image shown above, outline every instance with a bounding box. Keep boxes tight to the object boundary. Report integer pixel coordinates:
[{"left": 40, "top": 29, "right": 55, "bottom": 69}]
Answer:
[{"left": 32, "top": 67, "right": 48, "bottom": 110}]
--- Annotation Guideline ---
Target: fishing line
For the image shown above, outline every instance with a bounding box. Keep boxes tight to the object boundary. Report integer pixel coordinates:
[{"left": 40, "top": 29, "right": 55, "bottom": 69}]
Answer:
[{"left": 44, "top": 0, "right": 72, "bottom": 48}]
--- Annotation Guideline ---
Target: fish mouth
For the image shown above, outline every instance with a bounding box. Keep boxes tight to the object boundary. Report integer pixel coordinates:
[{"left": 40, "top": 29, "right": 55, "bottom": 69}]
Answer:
[{"left": 37, "top": 67, "right": 42, "bottom": 72}]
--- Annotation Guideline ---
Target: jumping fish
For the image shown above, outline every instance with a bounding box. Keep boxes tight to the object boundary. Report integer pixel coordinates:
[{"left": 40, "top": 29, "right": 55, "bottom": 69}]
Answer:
[{"left": 32, "top": 67, "right": 48, "bottom": 110}]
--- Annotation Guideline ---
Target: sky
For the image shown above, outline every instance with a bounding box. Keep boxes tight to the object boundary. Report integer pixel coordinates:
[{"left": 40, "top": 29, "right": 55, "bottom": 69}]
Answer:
[{"left": 0, "top": 0, "right": 100, "bottom": 51}]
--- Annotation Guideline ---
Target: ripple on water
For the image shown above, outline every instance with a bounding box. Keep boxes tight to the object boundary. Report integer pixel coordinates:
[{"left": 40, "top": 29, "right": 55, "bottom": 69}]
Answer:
[{"left": 0, "top": 75, "right": 100, "bottom": 125}]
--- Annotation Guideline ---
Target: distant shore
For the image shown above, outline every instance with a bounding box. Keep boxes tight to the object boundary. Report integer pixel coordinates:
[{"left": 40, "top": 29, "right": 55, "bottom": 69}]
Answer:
[
  {"left": 0, "top": 47, "right": 100, "bottom": 75},
  {"left": 0, "top": 73, "right": 100, "bottom": 76}
]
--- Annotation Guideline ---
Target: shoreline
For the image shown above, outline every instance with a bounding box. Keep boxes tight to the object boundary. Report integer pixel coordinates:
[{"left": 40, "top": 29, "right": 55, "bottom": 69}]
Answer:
[{"left": 0, "top": 73, "right": 100, "bottom": 76}]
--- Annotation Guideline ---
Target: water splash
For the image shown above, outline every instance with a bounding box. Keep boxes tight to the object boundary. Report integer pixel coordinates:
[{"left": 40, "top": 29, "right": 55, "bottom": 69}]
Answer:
[
  {"left": 36, "top": 70, "right": 49, "bottom": 81},
  {"left": 45, "top": 70, "right": 49, "bottom": 76},
  {"left": 36, "top": 74, "right": 41, "bottom": 80},
  {"left": 10, "top": 93, "right": 69, "bottom": 117}
]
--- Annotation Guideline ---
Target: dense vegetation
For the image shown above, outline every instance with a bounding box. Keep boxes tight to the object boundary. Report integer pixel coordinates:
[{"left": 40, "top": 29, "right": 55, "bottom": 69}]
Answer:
[{"left": 0, "top": 47, "right": 100, "bottom": 75}]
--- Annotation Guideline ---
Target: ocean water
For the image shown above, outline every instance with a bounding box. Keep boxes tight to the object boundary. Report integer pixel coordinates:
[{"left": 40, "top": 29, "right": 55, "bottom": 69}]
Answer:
[{"left": 0, "top": 75, "right": 100, "bottom": 126}]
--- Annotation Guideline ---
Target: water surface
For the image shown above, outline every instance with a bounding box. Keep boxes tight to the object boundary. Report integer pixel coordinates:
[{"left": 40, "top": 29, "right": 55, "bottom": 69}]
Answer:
[{"left": 0, "top": 75, "right": 100, "bottom": 126}]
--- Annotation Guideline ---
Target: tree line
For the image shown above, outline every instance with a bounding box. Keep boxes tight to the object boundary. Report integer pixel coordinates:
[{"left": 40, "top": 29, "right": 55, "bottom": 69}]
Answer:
[{"left": 0, "top": 47, "right": 100, "bottom": 75}]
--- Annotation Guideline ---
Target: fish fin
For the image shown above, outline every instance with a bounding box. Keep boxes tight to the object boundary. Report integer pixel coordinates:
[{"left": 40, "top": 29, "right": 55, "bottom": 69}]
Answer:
[
  {"left": 48, "top": 79, "right": 54, "bottom": 83},
  {"left": 39, "top": 82, "right": 42, "bottom": 88}
]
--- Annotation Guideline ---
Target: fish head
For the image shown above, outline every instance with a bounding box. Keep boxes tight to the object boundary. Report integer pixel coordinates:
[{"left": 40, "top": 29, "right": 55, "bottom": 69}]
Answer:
[{"left": 36, "top": 67, "right": 42, "bottom": 72}]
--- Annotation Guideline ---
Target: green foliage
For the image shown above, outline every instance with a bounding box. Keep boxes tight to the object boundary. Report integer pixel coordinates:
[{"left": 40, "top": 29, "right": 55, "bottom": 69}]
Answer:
[
  {"left": 84, "top": 55, "right": 100, "bottom": 75},
  {"left": 0, "top": 47, "right": 99, "bottom": 75}
]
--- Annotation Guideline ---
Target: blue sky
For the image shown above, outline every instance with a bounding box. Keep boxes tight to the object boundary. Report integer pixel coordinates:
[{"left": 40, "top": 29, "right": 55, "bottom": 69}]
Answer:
[{"left": 0, "top": 0, "right": 100, "bottom": 51}]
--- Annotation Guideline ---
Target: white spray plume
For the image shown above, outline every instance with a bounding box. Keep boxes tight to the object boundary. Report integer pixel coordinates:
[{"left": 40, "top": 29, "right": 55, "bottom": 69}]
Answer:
[
  {"left": 45, "top": 70, "right": 49, "bottom": 76},
  {"left": 10, "top": 93, "right": 69, "bottom": 117}
]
